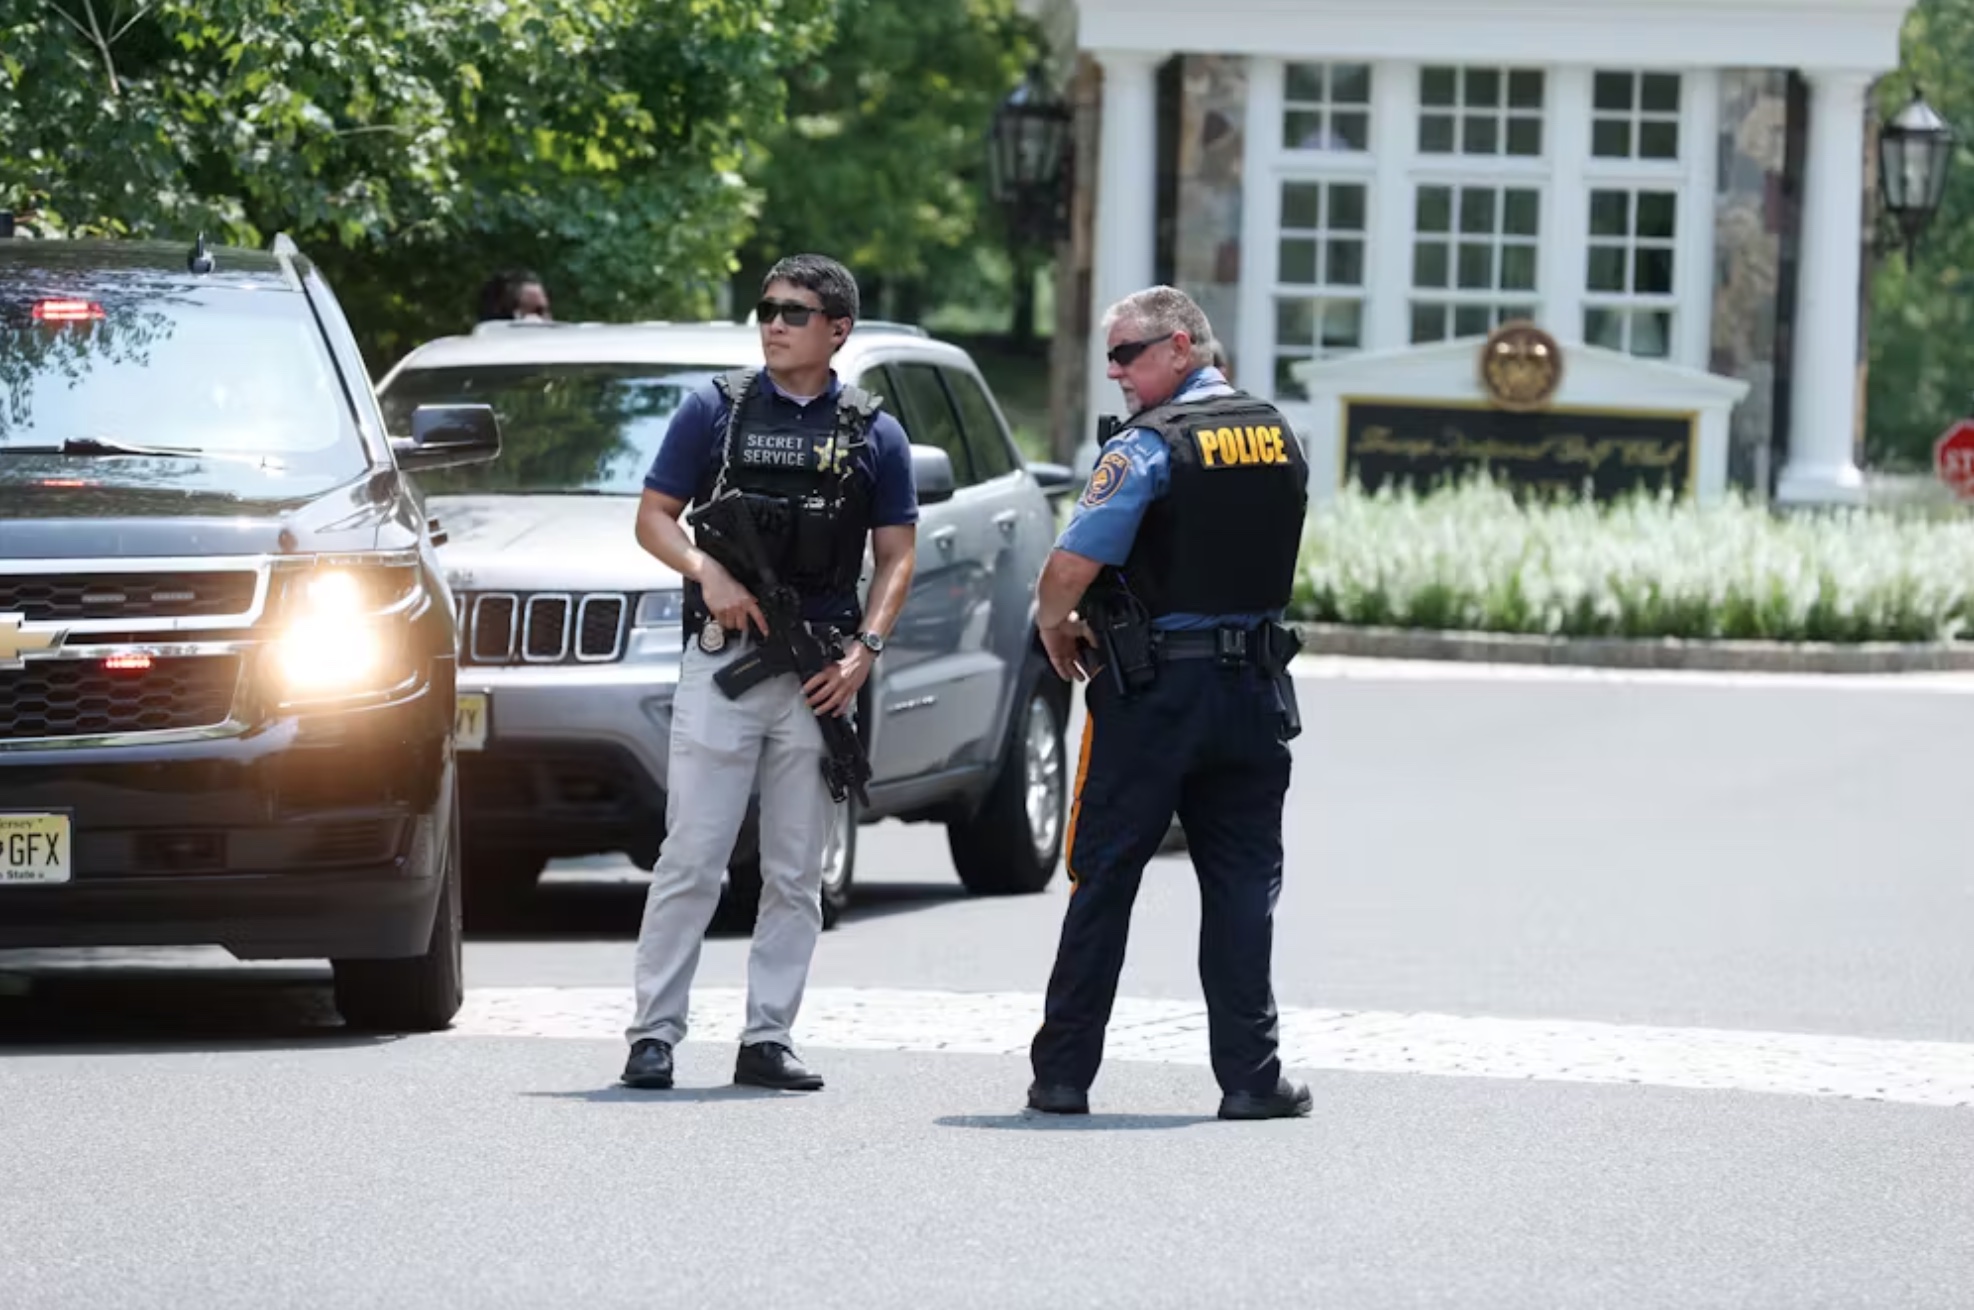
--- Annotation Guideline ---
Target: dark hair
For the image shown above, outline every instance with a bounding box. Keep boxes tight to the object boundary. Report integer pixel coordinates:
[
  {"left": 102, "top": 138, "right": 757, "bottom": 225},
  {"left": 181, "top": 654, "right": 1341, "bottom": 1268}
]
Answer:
[
  {"left": 762, "top": 253, "right": 860, "bottom": 322},
  {"left": 475, "top": 268, "right": 544, "bottom": 321}
]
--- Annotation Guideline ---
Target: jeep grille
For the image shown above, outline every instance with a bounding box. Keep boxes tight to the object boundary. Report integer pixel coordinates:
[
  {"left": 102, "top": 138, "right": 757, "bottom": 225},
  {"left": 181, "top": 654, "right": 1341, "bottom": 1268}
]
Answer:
[{"left": 462, "top": 592, "right": 627, "bottom": 665}]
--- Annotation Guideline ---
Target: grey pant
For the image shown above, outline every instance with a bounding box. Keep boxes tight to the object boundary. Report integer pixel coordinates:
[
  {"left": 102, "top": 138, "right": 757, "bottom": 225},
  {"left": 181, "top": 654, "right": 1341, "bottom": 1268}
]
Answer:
[{"left": 627, "top": 637, "right": 835, "bottom": 1049}]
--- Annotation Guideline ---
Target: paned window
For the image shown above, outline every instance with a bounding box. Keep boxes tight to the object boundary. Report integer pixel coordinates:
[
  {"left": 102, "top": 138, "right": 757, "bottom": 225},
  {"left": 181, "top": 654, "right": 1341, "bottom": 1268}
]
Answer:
[
  {"left": 1591, "top": 72, "right": 1681, "bottom": 161},
  {"left": 1409, "top": 183, "right": 1540, "bottom": 343},
  {"left": 1583, "top": 187, "right": 1677, "bottom": 357},
  {"left": 1419, "top": 67, "right": 1546, "bottom": 156},
  {"left": 1282, "top": 62, "right": 1373, "bottom": 152}
]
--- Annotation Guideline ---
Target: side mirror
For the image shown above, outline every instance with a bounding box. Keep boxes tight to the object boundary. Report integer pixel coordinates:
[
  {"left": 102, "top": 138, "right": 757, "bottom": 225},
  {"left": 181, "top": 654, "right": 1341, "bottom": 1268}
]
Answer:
[
  {"left": 1027, "top": 460, "right": 1078, "bottom": 501},
  {"left": 911, "top": 444, "right": 956, "bottom": 505},
  {"left": 391, "top": 403, "right": 502, "bottom": 473}
]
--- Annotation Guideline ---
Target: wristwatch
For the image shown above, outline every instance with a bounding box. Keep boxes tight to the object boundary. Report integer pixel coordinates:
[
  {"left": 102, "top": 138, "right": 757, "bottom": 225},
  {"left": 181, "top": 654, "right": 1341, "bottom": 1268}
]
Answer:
[{"left": 854, "top": 630, "right": 886, "bottom": 655}]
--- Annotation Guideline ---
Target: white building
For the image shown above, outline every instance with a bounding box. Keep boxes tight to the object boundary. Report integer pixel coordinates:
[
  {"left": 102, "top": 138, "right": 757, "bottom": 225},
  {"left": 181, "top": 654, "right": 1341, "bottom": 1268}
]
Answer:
[{"left": 1033, "top": 0, "right": 1916, "bottom": 505}]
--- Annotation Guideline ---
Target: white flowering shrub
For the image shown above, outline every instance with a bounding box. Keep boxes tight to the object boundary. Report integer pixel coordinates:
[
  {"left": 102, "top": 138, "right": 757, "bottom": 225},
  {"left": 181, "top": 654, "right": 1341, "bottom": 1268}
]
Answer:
[{"left": 1294, "top": 475, "right": 1974, "bottom": 643}]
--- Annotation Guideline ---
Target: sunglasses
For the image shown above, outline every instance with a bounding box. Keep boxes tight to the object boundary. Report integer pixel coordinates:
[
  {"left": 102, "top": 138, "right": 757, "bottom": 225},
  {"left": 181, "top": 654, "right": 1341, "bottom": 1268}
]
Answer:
[
  {"left": 756, "top": 297, "right": 828, "bottom": 327},
  {"left": 1106, "top": 332, "right": 1174, "bottom": 367}
]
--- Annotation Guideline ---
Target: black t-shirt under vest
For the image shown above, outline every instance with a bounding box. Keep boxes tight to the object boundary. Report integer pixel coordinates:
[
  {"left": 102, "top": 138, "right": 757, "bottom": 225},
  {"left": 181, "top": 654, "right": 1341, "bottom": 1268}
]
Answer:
[
  {"left": 689, "top": 369, "right": 878, "bottom": 621},
  {"left": 1118, "top": 391, "right": 1309, "bottom": 618}
]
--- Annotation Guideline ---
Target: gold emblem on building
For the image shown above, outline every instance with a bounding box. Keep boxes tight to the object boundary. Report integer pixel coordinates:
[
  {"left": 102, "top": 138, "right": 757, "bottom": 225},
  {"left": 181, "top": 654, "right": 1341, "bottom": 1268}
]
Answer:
[{"left": 1478, "top": 321, "right": 1563, "bottom": 412}]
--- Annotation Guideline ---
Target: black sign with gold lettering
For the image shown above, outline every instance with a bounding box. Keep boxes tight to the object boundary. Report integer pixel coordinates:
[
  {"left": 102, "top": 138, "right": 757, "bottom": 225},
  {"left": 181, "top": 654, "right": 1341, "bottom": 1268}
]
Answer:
[{"left": 1342, "top": 401, "right": 1694, "bottom": 501}]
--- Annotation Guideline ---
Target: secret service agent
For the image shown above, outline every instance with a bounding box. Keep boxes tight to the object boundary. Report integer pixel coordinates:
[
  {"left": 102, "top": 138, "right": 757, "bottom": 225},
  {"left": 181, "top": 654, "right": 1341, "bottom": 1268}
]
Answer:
[
  {"left": 1028, "top": 285, "right": 1313, "bottom": 1121},
  {"left": 623, "top": 253, "right": 918, "bottom": 1093}
]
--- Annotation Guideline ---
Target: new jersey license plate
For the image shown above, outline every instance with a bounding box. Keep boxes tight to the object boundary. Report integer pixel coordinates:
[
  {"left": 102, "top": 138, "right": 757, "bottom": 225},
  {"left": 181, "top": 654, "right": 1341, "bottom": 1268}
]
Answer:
[
  {"left": 0, "top": 812, "right": 72, "bottom": 884},
  {"left": 455, "top": 692, "right": 490, "bottom": 752}
]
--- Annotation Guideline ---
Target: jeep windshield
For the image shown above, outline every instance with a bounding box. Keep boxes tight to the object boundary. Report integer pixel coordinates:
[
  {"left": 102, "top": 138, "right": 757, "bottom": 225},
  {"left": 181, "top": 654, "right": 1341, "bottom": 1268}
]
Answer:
[
  {"left": 379, "top": 362, "right": 721, "bottom": 496},
  {"left": 0, "top": 284, "right": 369, "bottom": 486}
]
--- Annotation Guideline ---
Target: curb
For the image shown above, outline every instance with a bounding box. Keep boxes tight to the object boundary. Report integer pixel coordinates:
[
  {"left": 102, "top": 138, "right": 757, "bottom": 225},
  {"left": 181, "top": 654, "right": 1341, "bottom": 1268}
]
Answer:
[{"left": 1290, "top": 622, "right": 1974, "bottom": 675}]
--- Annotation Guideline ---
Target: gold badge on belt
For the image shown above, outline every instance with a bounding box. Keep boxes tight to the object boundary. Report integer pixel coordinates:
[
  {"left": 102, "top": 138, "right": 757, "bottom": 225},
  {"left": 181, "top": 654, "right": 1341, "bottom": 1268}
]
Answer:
[{"left": 698, "top": 624, "right": 727, "bottom": 654}]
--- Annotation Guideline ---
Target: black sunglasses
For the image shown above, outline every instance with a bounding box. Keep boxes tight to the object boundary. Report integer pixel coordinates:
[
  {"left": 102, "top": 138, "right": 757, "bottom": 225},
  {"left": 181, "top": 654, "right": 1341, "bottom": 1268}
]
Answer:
[
  {"left": 1106, "top": 332, "right": 1174, "bottom": 367},
  {"left": 757, "top": 297, "right": 827, "bottom": 327}
]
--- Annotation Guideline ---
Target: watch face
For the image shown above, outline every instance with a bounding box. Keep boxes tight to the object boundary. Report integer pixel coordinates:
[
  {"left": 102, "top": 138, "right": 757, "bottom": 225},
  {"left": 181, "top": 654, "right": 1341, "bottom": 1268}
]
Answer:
[{"left": 861, "top": 631, "right": 884, "bottom": 653}]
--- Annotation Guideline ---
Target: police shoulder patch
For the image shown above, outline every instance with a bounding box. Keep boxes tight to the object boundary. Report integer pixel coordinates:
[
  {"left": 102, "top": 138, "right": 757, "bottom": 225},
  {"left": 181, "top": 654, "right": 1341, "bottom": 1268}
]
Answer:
[{"left": 1082, "top": 449, "right": 1132, "bottom": 507}]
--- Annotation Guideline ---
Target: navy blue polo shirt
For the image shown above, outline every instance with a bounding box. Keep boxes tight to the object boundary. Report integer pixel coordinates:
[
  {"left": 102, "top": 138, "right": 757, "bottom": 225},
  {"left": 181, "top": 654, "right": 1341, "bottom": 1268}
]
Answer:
[{"left": 644, "top": 369, "right": 918, "bottom": 623}]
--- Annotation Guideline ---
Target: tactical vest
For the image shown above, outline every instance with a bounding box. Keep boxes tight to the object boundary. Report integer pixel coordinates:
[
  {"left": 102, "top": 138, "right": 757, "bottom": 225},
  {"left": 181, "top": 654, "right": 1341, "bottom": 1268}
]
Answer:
[
  {"left": 692, "top": 368, "right": 881, "bottom": 603},
  {"left": 1116, "top": 391, "right": 1309, "bottom": 617}
]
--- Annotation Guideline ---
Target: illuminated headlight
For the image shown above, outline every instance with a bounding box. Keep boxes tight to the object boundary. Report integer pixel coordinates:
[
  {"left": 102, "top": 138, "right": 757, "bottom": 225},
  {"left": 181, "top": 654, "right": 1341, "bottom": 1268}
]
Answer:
[
  {"left": 625, "top": 587, "right": 686, "bottom": 663},
  {"left": 270, "top": 567, "right": 418, "bottom": 703}
]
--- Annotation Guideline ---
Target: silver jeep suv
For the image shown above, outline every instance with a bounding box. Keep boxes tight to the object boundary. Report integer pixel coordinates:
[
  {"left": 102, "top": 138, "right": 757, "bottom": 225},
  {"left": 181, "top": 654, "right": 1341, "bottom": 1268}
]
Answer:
[{"left": 375, "top": 318, "right": 1078, "bottom": 925}]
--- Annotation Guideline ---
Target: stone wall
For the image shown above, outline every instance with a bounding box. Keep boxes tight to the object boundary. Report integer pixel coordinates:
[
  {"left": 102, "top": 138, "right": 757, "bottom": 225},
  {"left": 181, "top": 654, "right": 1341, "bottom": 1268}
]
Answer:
[
  {"left": 1710, "top": 69, "right": 1793, "bottom": 495},
  {"left": 1172, "top": 56, "right": 1251, "bottom": 377}
]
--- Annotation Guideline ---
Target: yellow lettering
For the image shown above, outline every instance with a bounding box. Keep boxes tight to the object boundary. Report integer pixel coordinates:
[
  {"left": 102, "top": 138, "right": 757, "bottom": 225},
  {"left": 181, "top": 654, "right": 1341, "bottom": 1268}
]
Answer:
[
  {"left": 1195, "top": 429, "right": 1220, "bottom": 466},
  {"left": 1268, "top": 426, "right": 1285, "bottom": 463}
]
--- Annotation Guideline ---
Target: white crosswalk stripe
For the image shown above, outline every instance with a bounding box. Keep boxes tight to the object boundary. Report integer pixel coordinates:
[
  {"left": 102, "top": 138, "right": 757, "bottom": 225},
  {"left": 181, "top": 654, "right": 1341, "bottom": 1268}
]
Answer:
[{"left": 450, "top": 985, "right": 1974, "bottom": 1109}]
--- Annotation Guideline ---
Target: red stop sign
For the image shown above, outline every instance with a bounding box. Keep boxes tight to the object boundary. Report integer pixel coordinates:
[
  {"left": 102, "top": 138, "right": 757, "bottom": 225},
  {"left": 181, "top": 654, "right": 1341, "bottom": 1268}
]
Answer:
[{"left": 1936, "top": 419, "right": 1974, "bottom": 498}]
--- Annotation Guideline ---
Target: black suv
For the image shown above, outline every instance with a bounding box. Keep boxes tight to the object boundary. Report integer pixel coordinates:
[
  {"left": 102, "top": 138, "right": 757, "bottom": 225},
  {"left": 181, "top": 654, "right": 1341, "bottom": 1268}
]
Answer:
[{"left": 0, "top": 229, "right": 500, "bottom": 1031}]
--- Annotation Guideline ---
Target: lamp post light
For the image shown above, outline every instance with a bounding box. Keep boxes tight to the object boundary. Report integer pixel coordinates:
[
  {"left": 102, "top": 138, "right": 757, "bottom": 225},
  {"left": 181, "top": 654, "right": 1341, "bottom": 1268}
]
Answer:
[
  {"left": 986, "top": 62, "right": 1073, "bottom": 348},
  {"left": 1877, "top": 87, "right": 1956, "bottom": 266},
  {"left": 986, "top": 62, "right": 1073, "bottom": 250}
]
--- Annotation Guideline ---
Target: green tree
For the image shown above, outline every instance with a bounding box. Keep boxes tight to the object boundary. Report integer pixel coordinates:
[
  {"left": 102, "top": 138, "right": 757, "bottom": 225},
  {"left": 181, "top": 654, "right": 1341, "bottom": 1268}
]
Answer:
[
  {"left": 1866, "top": 0, "right": 1974, "bottom": 468},
  {"left": 0, "top": 0, "right": 837, "bottom": 371},
  {"left": 731, "top": 0, "right": 1041, "bottom": 327}
]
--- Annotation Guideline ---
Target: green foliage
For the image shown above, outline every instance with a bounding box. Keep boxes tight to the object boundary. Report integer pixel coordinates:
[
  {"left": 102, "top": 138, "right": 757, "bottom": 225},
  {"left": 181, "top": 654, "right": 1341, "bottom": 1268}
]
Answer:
[
  {"left": 1867, "top": 0, "right": 1974, "bottom": 468},
  {"left": 737, "top": 0, "right": 1041, "bottom": 303},
  {"left": 1296, "top": 474, "right": 1974, "bottom": 644},
  {"left": 0, "top": 0, "right": 837, "bottom": 370}
]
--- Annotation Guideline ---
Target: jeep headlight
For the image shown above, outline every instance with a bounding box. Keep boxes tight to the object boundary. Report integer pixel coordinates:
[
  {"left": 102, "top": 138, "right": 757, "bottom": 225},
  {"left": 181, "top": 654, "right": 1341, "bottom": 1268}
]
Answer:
[
  {"left": 625, "top": 587, "right": 686, "bottom": 663},
  {"left": 271, "top": 565, "right": 420, "bottom": 703}
]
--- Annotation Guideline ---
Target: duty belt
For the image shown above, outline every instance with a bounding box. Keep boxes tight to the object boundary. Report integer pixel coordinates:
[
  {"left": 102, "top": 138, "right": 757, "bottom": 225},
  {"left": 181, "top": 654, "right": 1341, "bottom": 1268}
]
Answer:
[
  {"left": 689, "top": 614, "right": 846, "bottom": 657},
  {"left": 1152, "top": 624, "right": 1271, "bottom": 665}
]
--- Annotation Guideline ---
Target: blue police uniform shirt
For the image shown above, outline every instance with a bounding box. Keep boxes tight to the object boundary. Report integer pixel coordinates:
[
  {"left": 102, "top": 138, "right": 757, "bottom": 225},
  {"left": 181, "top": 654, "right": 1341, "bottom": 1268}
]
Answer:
[
  {"left": 1057, "top": 365, "right": 1279, "bottom": 632},
  {"left": 644, "top": 369, "right": 919, "bottom": 623}
]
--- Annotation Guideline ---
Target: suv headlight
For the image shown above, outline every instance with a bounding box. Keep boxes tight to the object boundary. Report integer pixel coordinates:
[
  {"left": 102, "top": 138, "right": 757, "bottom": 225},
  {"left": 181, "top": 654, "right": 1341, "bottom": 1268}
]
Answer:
[
  {"left": 269, "top": 564, "right": 424, "bottom": 704},
  {"left": 625, "top": 587, "right": 685, "bottom": 663}
]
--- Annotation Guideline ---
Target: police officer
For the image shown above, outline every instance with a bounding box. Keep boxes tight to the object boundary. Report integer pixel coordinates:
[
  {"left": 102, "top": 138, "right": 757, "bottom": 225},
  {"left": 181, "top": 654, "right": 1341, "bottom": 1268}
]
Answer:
[
  {"left": 1026, "top": 286, "right": 1312, "bottom": 1121},
  {"left": 623, "top": 254, "right": 919, "bottom": 1092}
]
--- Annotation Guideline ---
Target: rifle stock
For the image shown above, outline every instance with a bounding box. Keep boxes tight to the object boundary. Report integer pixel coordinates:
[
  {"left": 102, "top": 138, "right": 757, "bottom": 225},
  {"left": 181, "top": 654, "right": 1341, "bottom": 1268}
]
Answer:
[{"left": 685, "top": 492, "right": 874, "bottom": 807}]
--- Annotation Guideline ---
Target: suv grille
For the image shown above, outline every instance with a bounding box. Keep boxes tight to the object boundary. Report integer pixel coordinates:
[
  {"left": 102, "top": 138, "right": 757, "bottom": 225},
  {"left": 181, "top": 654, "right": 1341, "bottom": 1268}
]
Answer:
[
  {"left": 0, "top": 656, "right": 241, "bottom": 741},
  {"left": 0, "top": 572, "right": 257, "bottom": 622},
  {"left": 462, "top": 593, "right": 628, "bottom": 666}
]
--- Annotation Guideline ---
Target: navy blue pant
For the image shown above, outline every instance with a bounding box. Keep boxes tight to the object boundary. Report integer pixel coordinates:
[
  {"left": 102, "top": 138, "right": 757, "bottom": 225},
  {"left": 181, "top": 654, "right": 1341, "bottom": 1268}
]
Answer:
[{"left": 1030, "top": 653, "right": 1293, "bottom": 1098}]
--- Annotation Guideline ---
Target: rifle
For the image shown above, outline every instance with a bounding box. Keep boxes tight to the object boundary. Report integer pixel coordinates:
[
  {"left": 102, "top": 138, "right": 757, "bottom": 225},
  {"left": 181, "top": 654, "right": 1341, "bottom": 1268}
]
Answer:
[{"left": 684, "top": 489, "right": 873, "bottom": 808}]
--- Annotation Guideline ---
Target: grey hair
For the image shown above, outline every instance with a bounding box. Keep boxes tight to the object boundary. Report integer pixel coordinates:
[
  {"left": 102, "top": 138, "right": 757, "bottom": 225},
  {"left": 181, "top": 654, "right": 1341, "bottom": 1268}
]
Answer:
[{"left": 1101, "top": 285, "right": 1218, "bottom": 369}]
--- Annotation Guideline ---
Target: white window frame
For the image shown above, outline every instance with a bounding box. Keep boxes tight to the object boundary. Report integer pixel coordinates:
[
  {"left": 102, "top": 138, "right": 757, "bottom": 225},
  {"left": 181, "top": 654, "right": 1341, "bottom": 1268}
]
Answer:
[
  {"left": 1239, "top": 57, "right": 1721, "bottom": 407},
  {"left": 1246, "top": 58, "right": 1381, "bottom": 401}
]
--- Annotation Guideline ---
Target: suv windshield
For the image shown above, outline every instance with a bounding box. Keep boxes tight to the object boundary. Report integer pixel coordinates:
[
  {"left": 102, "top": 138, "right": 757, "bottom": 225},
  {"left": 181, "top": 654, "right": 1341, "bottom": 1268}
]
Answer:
[
  {"left": 0, "top": 284, "right": 367, "bottom": 482},
  {"left": 379, "top": 362, "right": 720, "bottom": 496}
]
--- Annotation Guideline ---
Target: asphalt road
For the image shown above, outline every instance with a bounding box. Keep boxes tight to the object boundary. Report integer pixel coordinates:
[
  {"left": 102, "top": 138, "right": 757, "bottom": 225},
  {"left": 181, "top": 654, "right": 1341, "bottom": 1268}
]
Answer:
[{"left": 3, "top": 660, "right": 1971, "bottom": 1308}]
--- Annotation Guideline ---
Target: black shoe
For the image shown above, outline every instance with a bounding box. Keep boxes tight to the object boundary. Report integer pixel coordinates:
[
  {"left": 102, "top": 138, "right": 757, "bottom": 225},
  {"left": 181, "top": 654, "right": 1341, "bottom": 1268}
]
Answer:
[
  {"left": 1025, "top": 1082, "right": 1090, "bottom": 1115},
  {"left": 734, "top": 1041, "right": 824, "bottom": 1091},
  {"left": 621, "top": 1038, "right": 675, "bottom": 1090},
  {"left": 1218, "top": 1076, "right": 1312, "bottom": 1121}
]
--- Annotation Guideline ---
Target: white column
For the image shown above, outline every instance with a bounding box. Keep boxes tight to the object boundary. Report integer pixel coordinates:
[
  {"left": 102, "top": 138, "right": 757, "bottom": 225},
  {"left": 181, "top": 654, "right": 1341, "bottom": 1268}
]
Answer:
[
  {"left": 1078, "top": 48, "right": 1165, "bottom": 474},
  {"left": 1776, "top": 69, "right": 1873, "bottom": 506}
]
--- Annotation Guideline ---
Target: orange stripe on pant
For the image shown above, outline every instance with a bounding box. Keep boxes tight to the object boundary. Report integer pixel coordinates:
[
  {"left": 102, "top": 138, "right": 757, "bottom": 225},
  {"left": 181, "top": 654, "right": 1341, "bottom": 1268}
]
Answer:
[{"left": 1063, "top": 706, "right": 1096, "bottom": 889}]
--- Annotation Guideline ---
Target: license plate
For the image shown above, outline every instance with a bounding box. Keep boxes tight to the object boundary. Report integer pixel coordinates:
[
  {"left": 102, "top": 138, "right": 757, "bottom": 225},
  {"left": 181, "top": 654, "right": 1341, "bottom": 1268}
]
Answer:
[
  {"left": 455, "top": 692, "right": 490, "bottom": 752},
  {"left": 0, "top": 812, "right": 72, "bottom": 885}
]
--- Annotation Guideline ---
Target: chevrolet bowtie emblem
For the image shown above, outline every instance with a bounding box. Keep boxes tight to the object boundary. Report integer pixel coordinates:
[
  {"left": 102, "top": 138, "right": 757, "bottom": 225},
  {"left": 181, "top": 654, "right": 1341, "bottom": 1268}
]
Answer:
[{"left": 0, "top": 612, "right": 67, "bottom": 669}]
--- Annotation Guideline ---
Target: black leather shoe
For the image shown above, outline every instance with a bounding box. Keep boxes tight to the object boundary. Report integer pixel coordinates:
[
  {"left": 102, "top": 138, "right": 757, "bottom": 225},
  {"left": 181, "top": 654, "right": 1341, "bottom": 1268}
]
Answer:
[
  {"left": 1218, "top": 1077, "right": 1313, "bottom": 1121},
  {"left": 621, "top": 1038, "right": 675, "bottom": 1090},
  {"left": 734, "top": 1041, "right": 824, "bottom": 1091},
  {"left": 1025, "top": 1082, "right": 1090, "bottom": 1115}
]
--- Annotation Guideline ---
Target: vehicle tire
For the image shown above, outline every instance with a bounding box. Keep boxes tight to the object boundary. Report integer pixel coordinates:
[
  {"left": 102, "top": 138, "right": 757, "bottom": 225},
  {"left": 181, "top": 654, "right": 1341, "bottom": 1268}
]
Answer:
[
  {"left": 333, "top": 801, "right": 466, "bottom": 1034},
  {"left": 720, "top": 795, "right": 858, "bottom": 932},
  {"left": 948, "top": 655, "right": 1067, "bottom": 896}
]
